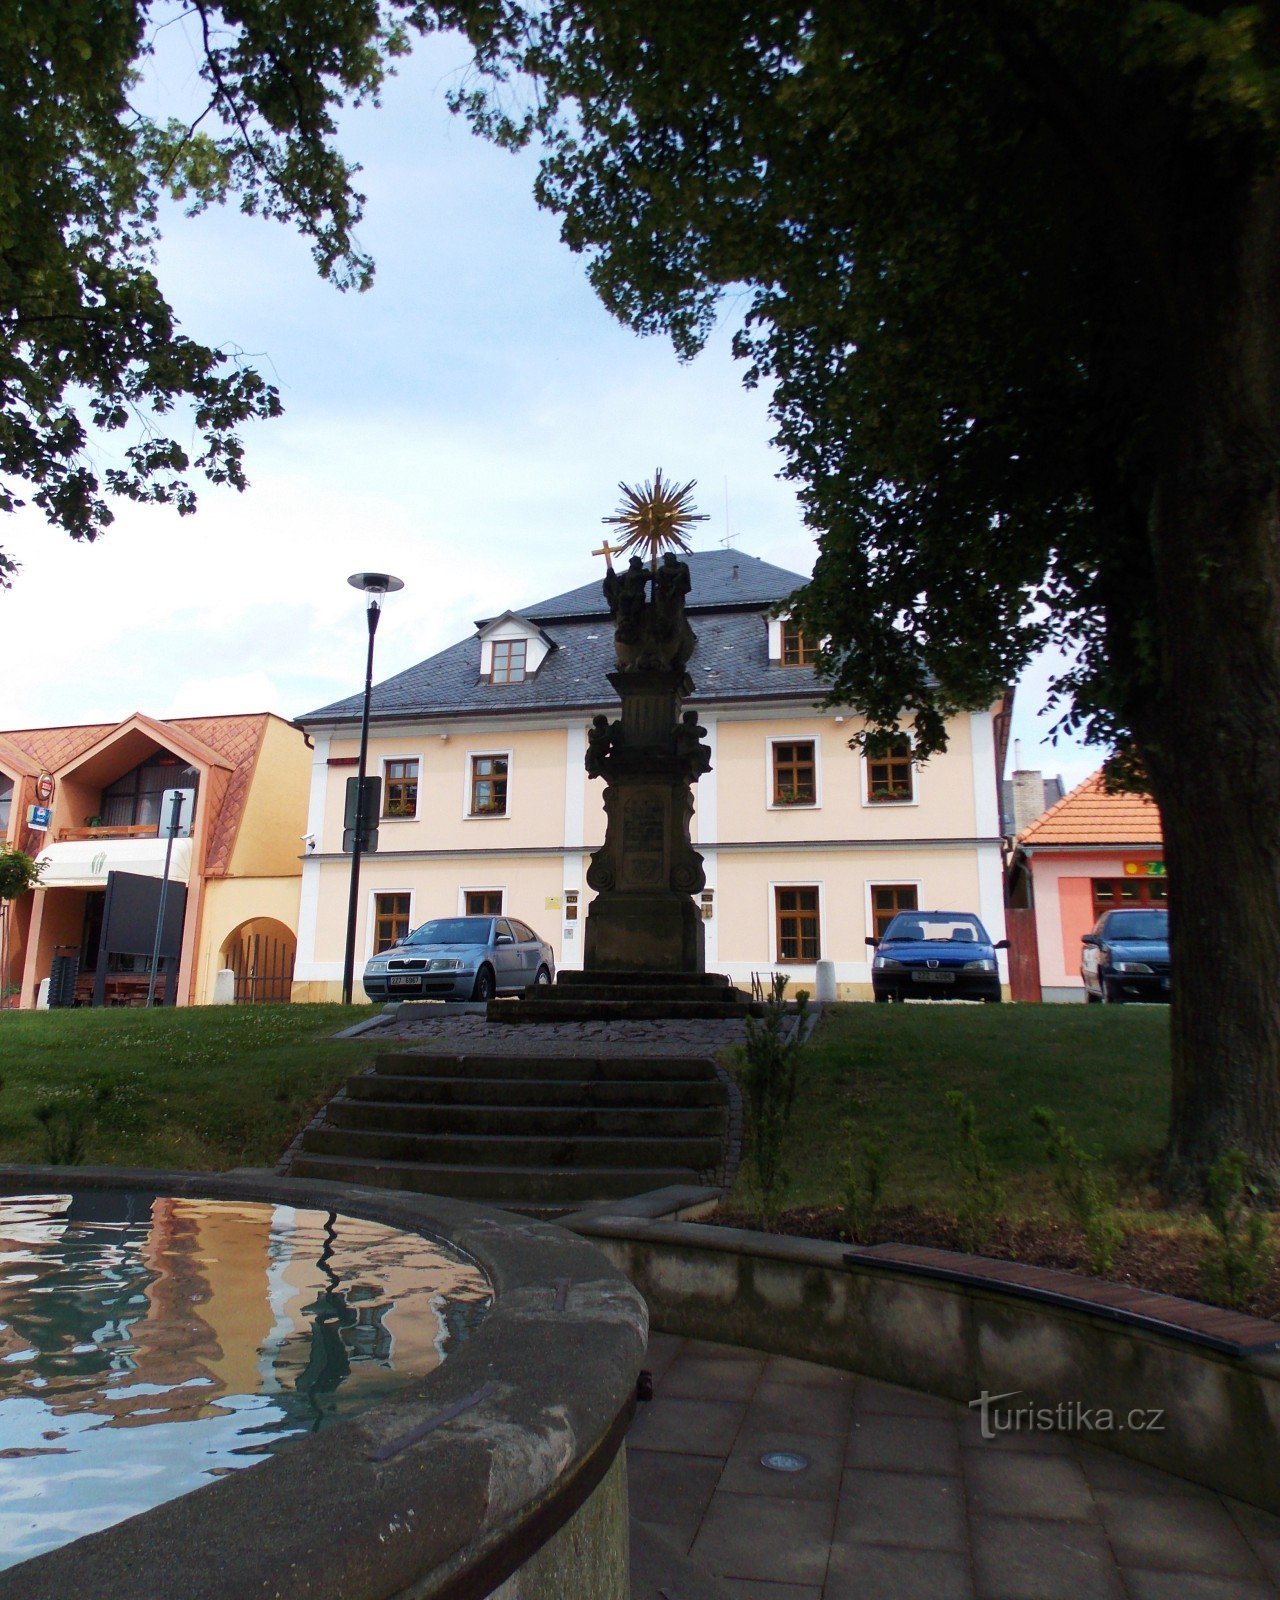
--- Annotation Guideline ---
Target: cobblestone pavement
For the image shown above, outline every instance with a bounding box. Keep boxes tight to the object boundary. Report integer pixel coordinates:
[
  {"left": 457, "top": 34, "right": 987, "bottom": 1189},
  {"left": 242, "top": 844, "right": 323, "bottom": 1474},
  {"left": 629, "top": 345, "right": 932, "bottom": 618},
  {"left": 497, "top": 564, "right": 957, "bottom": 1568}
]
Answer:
[
  {"left": 629, "top": 1334, "right": 1280, "bottom": 1600},
  {"left": 375, "top": 1008, "right": 749, "bottom": 1057}
]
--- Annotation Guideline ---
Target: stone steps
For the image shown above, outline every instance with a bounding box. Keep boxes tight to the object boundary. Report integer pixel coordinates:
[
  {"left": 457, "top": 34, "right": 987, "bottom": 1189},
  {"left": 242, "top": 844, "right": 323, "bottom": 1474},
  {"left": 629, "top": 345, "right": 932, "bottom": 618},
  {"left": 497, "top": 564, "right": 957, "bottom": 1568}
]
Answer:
[
  {"left": 345, "top": 1073, "right": 728, "bottom": 1109},
  {"left": 327, "top": 1097, "right": 728, "bottom": 1138},
  {"left": 285, "top": 1151, "right": 705, "bottom": 1204},
  {"left": 371, "top": 1052, "right": 720, "bottom": 1082},
  {"left": 492, "top": 997, "right": 761, "bottom": 1022},
  {"left": 285, "top": 1045, "right": 732, "bottom": 1207},
  {"left": 300, "top": 1124, "right": 725, "bottom": 1170}
]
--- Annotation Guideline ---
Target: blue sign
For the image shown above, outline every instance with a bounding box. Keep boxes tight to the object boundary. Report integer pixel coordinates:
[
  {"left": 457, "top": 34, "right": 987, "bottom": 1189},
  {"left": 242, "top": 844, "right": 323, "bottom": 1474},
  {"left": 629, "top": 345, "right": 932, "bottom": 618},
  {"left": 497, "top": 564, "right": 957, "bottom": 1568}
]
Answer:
[{"left": 26, "top": 804, "right": 51, "bottom": 831}]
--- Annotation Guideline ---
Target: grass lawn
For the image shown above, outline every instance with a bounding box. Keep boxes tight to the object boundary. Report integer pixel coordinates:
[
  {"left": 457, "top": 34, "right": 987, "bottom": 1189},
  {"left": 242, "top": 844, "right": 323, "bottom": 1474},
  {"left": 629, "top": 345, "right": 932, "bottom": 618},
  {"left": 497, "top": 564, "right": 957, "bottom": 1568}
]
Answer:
[
  {"left": 0, "top": 1005, "right": 377, "bottom": 1171},
  {"left": 754, "top": 1001, "right": 1172, "bottom": 1215}
]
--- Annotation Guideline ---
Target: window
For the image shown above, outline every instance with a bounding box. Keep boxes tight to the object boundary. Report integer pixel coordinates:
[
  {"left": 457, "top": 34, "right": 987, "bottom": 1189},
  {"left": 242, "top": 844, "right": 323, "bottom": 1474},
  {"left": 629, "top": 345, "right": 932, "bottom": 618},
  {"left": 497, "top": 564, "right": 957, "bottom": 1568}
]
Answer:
[
  {"left": 866, "top": 738, "right": 914, "bottom": 803},
  {"left": 772, "top": 740, "right": 817, "bottom": 806},
  {"left": 775, "top": 886, "right": 821, "bottom": 961},
  {"left": 0, "top": 775, "right": 10, "bottom": 834},
  {"left": 374, "top": 893, "right": 411, "bottom": 952},
  {"left": 489, "top": 639, "right": 527, "bottom": 684},
  {"left": 383, "top": 758, "right": 419, "bottom": 818},
  {"left": 1092, "top": 877, "right": 1167, "bottom": 918},
  {"left": 469, "top": 755, "right": 509, "bottom": 816},
  {"left": 781, "top": 621, "right": 819, "bottom": 666},
  {"left": 465, "top": 889, "right": 504, "bottom": 915},
  {"left": 101, "top": 752, "right": 200, "bottom": 830},
  {"left": 871, "top": 884, "right": 919, "bottom": 940}
]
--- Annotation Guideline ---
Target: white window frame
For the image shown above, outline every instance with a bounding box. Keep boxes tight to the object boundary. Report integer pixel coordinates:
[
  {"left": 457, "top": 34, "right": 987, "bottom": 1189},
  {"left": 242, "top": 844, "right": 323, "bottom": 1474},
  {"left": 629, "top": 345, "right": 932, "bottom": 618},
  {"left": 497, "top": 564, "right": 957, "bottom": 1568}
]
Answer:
[
  {"left": 861, "top": 734, "right": 919, "bottom": 808},
  {"left": 458, "top": 885, "right": 506, "bottom": 916},
  {"left": 864, "top": 878, "right": 924, "bottom": 943},
  {"left": 465, "top": 748, "right": 513, "bottom": 820},
  {"left": 366, "top": 886, "right": 416, "bottom": 959},
  {"left": 765, "top": 734, "right": 822, "bottom": 810},
  {"left": 768, "top": 880, "right": 825, "bottom": 966},
  {"left": 381, "top": 753, "right": 423, "bottom": 821}
]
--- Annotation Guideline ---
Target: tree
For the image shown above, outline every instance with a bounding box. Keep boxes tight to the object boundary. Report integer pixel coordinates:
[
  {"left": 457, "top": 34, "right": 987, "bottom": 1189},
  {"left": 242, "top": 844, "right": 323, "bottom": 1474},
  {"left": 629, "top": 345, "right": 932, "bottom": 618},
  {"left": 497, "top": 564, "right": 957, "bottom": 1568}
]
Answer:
[
  {"left": 435, "top": 0, "right": 1280, "bottom": 1196},
  {"left": 0, "top": 0, "right": 437, "bottom": 582}
]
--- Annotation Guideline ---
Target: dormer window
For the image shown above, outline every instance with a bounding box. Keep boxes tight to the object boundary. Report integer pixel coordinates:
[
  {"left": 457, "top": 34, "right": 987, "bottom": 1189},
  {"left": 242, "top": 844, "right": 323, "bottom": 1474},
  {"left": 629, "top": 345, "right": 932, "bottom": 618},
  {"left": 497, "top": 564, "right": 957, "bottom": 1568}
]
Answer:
[
  {"left": 781, "top": 622, "right": 819, "bottom": 666},
  {"left": 490, "top": 639, "right": 527, "bottom": 684},
  {"left": 101, "top": 752, "right": 200, "bottom": 831},
  {"left": 0, "top": 775, "right": 11, "bottom": 834}
]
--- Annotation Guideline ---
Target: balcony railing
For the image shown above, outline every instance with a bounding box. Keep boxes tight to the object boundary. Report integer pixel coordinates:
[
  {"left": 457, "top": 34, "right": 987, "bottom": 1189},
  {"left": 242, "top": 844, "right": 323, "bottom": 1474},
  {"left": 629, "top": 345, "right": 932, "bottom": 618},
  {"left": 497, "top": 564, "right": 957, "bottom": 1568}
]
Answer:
[{"left": 56, "top": 823, "right": 160, "bottom": 843}]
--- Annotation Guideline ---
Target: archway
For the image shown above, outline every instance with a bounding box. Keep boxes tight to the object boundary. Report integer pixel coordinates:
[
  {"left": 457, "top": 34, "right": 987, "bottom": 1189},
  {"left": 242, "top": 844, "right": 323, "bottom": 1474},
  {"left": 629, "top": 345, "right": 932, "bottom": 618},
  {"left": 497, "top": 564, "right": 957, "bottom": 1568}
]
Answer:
[{"left": 220, "top": 918, "right": 296, "bottom": 1004}]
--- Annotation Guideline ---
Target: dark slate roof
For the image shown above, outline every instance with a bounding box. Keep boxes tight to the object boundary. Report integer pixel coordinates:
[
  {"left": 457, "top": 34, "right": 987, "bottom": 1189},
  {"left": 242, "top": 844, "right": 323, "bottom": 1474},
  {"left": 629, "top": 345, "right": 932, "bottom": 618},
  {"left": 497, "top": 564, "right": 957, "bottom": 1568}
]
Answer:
[{"left": 300, "top": 549, "right": 820, "bottom": 724}]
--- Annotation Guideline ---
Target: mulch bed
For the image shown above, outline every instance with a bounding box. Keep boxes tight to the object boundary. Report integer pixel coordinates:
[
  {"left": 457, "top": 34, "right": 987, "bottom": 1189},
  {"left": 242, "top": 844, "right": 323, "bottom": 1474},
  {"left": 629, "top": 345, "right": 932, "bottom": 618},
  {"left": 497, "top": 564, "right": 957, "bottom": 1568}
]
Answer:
[{"left": 712, "top": 1204, "right": 1280, "bottom": 1320}]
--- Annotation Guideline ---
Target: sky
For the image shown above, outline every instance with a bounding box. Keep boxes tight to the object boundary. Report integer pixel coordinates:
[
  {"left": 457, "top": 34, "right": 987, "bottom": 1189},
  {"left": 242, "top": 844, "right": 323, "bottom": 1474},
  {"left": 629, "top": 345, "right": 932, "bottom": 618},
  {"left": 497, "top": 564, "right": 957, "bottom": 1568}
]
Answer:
[{"left": 0, "top": 26, "right": 1100, "bottom": 789}]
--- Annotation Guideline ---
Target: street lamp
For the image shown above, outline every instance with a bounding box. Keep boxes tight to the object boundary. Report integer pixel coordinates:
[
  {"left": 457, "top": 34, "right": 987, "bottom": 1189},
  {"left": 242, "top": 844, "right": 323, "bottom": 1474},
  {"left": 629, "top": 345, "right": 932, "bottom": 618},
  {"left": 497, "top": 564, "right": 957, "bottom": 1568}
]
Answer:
[{"left": 341, "top": 571, "right": 404, "bottom": 1006}]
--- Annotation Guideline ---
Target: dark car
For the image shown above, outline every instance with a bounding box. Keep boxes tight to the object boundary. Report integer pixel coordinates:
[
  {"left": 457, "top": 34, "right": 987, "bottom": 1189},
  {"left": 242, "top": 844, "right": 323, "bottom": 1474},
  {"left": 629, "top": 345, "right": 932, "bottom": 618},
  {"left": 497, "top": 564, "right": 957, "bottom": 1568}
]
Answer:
[
  {"left": 1081, "top": 908, "right": 1170, "bottom": 1003},
  {"left": 361, "top": 915, "right": 555, "bottom": 1002},
  {"left": 867, "top": 911, "right": 1007, "bottom": 1003}
]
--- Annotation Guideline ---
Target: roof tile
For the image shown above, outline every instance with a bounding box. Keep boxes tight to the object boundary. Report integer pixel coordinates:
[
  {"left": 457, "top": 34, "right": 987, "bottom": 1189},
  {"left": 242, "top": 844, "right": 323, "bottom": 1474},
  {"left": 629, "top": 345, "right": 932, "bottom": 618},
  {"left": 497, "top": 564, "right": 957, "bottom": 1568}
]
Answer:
[{"left": 1018, "top": 770, "right": 1163, "bottom": 847}]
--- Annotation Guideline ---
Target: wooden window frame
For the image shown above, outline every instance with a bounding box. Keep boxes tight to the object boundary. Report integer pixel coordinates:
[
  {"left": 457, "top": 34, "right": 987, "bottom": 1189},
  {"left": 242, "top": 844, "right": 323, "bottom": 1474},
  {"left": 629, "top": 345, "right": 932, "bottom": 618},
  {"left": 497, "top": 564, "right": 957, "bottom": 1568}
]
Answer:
[
  {"left": 463, "top": 888, "right": 504, "bottom": 916},
  {"left": 1091, "top": 876, "right": 1167, "bottom": 919},
  {"left": 864, "top": 737, "right": 916, "bottom": 805},
  {"left": 773, "top": 884, "right": 822, "bottom": 963},
  {"left": 489, "top": 638, "right": 528, "bottom": 685},
  {"left": 770, "top": 738, "right": 818, "bottom": 807},
  {"left": 781, "top": 621, "right": 819, "bottom": 667},
  {"left": 373, "top": 891, "right": 412, "bottom": 953},
  {"left": 382, "top": 757, "right": 419, "bottom": 819},
  {"left": 869, "top": 882, "right": 920, "bottom": 941},
  {"left": 468, "top": 752, "right": 510, "bottom": 817}
]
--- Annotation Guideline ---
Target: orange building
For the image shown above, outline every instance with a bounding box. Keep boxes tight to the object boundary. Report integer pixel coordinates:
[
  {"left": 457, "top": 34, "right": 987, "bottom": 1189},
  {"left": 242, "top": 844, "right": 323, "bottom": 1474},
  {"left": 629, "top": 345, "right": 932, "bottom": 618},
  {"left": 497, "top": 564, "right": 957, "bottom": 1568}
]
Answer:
[
  {"left": 0, "top": 712, "right": 310, "bottom": 1009},
  {"left": 1006, "top": 772, "right": 1165, "bottom": 1001}
]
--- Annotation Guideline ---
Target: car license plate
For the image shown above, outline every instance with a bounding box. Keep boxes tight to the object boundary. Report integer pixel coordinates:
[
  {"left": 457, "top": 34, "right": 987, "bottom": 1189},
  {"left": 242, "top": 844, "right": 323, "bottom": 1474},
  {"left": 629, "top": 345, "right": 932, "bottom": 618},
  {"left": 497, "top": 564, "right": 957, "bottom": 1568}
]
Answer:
[
  {"left": 912, "top": 971, "right": 956, "bottom": 985},
  {"left": 389, "top": 975, "right": 421, "bottom": 988}
]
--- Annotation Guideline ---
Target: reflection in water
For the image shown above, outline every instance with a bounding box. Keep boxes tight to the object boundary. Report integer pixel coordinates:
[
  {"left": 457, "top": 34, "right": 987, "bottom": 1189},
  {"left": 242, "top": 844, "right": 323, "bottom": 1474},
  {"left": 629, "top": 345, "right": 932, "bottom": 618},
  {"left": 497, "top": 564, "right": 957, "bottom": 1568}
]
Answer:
[{"left": 0, "top": 1192, "right": 492, "bottom": 1570}]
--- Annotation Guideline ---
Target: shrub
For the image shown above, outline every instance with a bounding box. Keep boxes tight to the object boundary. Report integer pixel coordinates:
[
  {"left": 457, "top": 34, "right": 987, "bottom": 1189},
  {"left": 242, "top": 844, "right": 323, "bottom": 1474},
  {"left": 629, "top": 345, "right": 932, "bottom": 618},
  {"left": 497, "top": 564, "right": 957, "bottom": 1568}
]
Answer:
[
  {"left": 740, "top": 974, "right": 810, "bottom": 1223},
  {"left": 944, "top": 1090, "right": 1005, "bottom": 1252},
  {"left": 1032, "top": 1108, "right": 1124, "bottom": 1274},
  {"left": 842, "top": 1135, "right": 887, "bottom": 1245},
  {"left": 1201, "top": 1149, "right": 1275, "bottom": 1311},
  {"left": 32, "top": 1077, "right": 126, "bottom": 1165}
]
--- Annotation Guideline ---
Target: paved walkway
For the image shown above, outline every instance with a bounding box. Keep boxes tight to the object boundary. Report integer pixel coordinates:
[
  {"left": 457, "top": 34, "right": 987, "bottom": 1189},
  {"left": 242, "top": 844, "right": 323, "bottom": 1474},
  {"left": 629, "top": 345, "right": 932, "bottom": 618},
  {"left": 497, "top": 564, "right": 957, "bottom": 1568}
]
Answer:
[
  {"left": 373, "top": 1007, "right": 749, "bottom": 1056},
  {"left": 628, "top": 1333, "right": 1280, "bottom": 1600}
]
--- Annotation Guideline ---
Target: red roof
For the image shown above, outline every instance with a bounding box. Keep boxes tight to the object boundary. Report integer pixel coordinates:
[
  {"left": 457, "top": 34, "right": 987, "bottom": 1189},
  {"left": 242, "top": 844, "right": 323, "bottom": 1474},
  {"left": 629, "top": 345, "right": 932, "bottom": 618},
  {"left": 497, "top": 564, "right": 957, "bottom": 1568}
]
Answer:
[{"left": 1018, "top": 770, "right": 1163, "bottom": 848}]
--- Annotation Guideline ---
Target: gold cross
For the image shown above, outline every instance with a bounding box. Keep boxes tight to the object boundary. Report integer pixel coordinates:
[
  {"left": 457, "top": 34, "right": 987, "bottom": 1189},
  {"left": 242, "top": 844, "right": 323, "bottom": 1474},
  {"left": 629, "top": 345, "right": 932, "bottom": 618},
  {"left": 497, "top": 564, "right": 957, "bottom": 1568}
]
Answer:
[{"left": 592, "top": 538, "right": 622, "bottom": 570}]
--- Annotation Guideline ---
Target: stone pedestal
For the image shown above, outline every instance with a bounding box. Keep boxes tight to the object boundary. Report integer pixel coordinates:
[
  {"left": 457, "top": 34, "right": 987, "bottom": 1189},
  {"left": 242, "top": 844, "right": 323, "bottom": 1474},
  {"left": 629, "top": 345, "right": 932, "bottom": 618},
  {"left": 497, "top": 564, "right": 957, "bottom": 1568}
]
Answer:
[{"left": 584, "top": 668, "right": 708, "bottom": 974}]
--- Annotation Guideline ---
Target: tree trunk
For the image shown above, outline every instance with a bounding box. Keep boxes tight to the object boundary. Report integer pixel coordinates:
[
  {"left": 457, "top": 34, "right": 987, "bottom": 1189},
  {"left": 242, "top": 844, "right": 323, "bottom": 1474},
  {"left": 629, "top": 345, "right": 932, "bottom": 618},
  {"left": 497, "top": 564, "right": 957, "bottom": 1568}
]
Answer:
[{"left": 1144, "top": 170, "right": 1280, "bottom": 1200}]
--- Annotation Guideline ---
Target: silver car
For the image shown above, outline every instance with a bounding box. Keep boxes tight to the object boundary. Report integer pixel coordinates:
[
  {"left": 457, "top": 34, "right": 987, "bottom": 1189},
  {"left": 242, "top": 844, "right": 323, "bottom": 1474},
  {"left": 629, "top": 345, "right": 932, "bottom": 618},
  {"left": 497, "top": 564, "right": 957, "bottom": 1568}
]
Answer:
[{"left": 361, "top": 915, "right": 555, "bottom": 1003}]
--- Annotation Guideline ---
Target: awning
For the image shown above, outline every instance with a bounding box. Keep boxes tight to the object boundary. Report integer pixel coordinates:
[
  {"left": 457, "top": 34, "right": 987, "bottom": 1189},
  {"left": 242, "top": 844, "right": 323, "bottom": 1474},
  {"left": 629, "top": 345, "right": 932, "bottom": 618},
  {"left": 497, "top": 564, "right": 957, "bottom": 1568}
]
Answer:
[{"left": 36, "top": 838, "right": 194, "bottom": 890}]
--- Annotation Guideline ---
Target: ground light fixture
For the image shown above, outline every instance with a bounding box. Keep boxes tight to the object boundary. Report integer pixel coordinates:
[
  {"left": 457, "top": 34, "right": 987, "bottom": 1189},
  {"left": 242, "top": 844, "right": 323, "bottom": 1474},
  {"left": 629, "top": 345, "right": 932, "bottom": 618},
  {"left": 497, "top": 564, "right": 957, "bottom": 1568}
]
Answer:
[
  {"left": 760, "top": 1450, "right": 809, "bottom": 1472},
  {"left": 341, "top": 571, "right": 405, "bottom": 1007}
]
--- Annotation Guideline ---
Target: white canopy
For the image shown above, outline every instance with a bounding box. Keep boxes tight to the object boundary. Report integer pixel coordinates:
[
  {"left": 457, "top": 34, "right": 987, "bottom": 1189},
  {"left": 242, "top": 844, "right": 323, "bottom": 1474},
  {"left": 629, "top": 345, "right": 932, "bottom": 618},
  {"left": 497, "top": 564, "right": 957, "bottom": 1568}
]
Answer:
[{"left": 36, "top": 838, "right": 194, "bottom": 890}]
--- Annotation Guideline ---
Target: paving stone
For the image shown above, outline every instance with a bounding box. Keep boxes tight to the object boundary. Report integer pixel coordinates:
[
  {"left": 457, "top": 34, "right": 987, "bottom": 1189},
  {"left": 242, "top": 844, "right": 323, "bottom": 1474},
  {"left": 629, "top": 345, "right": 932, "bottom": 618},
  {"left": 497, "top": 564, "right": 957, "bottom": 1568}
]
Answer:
[
  {"left": 1122, "top": 1572, "right": 1280, "bottom": 1600},
  {"left": 963, "top": 1450, "right": 1095, "bottom": 1521},
  {"left": 746, "top": 1379, "right": 856, "bottom": 1440},
  {"left": 717, "top": 1429, "right": 845, "bottom": 1501},
  {"left": 970, "top": 1515, "right": 1126, "bottom": 1599},
  {"left": 846, "top": 1413, "right": 961, "bottom": 1475},
  {"left": 1245, "top": 1540, "right": 1280, "bottom": 1587},
  {"left": 835, "top": 1467, "right": 967, "bottom": 1551},
  {"left": 1074, "top": 1441, "right": 1216, "bottom": 1498},
  {"left": 823, "top": 1543, "right": 975, "bottom": 1599},
  {"left": 958, "top": 1407, "right": 1075, "bottom": 1455},
  {"left": 627, "top": 1448, "right": 726, "bottom": 1548},
  {"left": 762, "top": 1355, "right": 858, "bottom": 1391},
  {"left": 723, "top": 1582, "right": 821, "bottom": 1600},
  {"left": 1225, "top": 1499, "right": 1280, "bottom": 1544},
  {"left": 629, "top": 1396, "right": 750, "bottom": 1456},
  {"left": 662, "top": 1355, "right": 767, "bottom": 1402},
  {"left": 689, "top": 1493, "right": 837, "bottom": 1586},
  {"left": 643, "top": 1330, "right": 687, "bottom": 1381},
  {"left": 1094, "top": 1492, "right": 1267, "bottom": 1579},
  {"left": 855, "top": 1379, "right": 961, "bottom": 1420}
]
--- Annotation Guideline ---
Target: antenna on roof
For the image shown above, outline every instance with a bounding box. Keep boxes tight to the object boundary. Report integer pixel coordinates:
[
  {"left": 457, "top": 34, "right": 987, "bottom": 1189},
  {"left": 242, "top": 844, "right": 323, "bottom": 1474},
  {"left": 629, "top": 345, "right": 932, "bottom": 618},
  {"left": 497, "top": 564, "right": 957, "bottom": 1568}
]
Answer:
[{"left": 719, "top": 476, "right": 739, "bottom": 548}]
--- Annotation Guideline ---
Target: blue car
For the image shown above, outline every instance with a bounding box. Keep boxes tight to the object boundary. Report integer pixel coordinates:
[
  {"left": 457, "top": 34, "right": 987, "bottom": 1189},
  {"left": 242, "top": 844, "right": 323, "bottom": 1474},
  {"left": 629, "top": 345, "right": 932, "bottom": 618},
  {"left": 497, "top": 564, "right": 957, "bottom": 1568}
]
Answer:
[
  {"left": 362, "top": 915, "right": 555, "bottom": 1002},
  {"left": 867, "top": 911, "right": 1006, "bottom": 1003},
  {"left": 1081, "top": 908, "right": 1170, "bottom": 1003}
]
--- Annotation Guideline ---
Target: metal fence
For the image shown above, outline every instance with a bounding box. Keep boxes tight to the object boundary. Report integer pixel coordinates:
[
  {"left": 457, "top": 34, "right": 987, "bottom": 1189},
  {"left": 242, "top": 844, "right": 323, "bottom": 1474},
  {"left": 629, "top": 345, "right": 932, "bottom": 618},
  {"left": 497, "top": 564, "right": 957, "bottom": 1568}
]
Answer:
[{"left": 225, "top": 930, "right": 295, "bottom": 1004}]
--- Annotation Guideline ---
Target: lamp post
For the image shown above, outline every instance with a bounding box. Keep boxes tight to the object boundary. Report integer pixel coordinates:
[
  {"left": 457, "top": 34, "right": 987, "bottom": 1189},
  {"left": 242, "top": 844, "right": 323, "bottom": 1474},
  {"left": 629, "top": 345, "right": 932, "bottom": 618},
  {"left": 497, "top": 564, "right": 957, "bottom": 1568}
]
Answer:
[{"left": 341, "top": 571, "right": 404, "bottom": 1006}]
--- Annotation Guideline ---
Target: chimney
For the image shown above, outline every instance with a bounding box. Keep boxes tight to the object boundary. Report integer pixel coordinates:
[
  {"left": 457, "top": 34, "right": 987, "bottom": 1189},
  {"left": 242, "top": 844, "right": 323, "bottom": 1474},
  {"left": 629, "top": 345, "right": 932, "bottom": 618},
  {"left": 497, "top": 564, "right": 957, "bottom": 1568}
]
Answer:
[{"left": 1012, "top": 759, "right": 1046, "bottom": 837}]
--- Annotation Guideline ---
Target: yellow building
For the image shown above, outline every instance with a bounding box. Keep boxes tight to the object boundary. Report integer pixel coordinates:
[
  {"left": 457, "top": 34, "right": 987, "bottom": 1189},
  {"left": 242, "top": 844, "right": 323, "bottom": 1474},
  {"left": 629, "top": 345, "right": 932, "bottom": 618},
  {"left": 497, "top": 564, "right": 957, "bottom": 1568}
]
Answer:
[
  {"left": 1, "top": 712, "right": 310, "bottom": 1008},
  {"left": 294, "top": 551, "right": 1012, "bottom": 1000}
]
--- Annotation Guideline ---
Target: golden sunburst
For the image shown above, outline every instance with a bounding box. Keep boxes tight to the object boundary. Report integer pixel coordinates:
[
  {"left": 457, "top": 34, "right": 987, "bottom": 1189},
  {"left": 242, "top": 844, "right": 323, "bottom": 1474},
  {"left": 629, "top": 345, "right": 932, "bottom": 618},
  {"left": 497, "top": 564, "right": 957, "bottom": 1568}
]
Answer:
[{"left": 602, "top": 468, "right": 709, "bottom": 565}]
